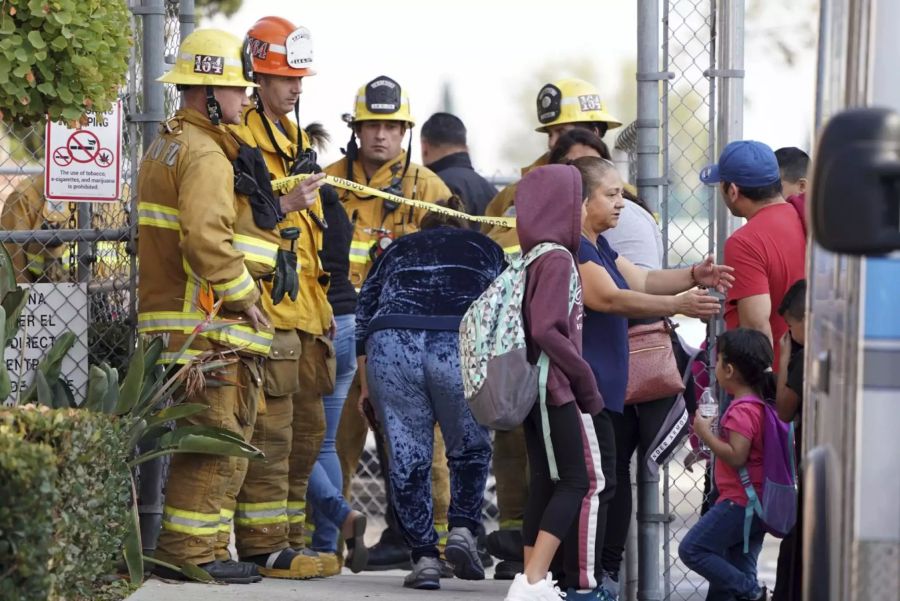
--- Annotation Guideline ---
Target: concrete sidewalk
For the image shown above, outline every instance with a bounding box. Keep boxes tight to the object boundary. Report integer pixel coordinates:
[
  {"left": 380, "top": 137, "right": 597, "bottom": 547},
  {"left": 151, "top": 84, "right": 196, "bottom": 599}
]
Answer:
[{"left": 129, "top": 570, "right": 511, "bottom": 600}]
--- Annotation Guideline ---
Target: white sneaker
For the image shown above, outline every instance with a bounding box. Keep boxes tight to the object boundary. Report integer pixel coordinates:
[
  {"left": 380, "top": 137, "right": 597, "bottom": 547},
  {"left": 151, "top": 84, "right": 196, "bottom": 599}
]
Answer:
[{"left": 505, "top": 572, "right": 567, "bottom": 600}]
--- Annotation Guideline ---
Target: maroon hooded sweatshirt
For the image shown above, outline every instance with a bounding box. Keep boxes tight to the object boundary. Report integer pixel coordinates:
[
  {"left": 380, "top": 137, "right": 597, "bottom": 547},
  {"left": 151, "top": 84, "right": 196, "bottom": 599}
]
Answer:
[{"left": 515, "top": 164, "right": 604, "bottom": 415}]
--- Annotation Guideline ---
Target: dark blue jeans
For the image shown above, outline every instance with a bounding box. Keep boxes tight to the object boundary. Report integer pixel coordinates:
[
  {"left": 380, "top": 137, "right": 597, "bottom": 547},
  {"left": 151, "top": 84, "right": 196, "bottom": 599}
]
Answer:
[
  {"left": 678, "top": 499, "right": 765, "bottom": 600},
  {"left": 308, "top": 314, "right": 358, "bottom": 552},
  {"left": 366, "top": 328, "right": 492, "bottom": 560}
]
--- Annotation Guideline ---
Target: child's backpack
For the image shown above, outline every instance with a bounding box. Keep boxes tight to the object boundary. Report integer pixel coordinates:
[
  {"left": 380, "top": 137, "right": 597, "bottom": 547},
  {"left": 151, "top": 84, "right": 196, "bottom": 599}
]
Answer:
[
  {"left": 459, "top": 242, "right": 579, "bottom": 480},
  {"left": 725, "top": 397, "right": 798, "bottom": 552}
]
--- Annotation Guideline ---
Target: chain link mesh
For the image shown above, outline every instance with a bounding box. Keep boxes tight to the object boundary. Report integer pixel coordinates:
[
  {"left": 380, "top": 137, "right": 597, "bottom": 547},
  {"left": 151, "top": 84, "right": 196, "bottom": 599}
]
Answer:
[
  {"left": 0, "top": 3, "right": 146, "bottom": 405},
  {"left": 659, "top": 1, "right": 718, "bottom": 599}
]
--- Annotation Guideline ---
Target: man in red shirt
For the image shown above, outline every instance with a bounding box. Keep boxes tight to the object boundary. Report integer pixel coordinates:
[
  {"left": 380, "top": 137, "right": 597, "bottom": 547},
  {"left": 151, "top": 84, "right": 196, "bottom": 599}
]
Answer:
[{"left": 700, "top": 140, "right": 806, "bottom": 368}]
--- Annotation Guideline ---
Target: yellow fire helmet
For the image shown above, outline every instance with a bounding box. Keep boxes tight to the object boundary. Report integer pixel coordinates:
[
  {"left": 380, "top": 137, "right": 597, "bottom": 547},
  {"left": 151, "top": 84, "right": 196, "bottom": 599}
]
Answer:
[
  {"left": 158, "top": 28, "right": 257, "bottom": 88},
  {"left": 535, "top": 78, "right": 622, "bottom": 132},
  {"left": 343, "top": 75, "right": 415, "bottom": 127}
]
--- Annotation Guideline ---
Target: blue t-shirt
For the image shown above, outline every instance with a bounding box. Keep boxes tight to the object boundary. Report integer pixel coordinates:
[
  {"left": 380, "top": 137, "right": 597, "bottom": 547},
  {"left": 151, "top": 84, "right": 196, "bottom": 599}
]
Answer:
[{"left": 578, "top": 235, "right": 630, "bottom": 413}]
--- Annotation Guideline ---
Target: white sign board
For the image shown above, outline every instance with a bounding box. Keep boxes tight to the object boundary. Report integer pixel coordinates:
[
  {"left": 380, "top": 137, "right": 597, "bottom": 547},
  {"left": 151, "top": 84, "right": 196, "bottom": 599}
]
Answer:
[
  {"left": 3, "top": 284, "right": 89, "bottom": 406},
  {"left": 45, "top": 101, "right": 122, "bottom": 202}
]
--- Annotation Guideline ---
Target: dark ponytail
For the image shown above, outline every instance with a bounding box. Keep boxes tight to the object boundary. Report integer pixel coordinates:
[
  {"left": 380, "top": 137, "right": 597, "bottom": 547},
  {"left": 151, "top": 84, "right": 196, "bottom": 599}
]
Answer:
[{"left": 716, "top": 329, "right": 776, "bottom": 401}]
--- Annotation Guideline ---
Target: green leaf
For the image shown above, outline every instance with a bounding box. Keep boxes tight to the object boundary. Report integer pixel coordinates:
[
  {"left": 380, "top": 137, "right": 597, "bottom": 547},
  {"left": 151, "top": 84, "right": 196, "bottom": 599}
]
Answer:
[
  {"left": 175, "top": 434, "right": 263, "bottom": 458},
  {"left": 57, "top": 85, "right": 73, "bottom": 104},
  {"left": 180, "top": 563, "right": 215, "bottom": 583},
  {"left": 158, "top": 425, "right": 250, "bottom": 449},
  {"left": 116, "top": 341, "right": 144, "bottom": 415},
  {"left": 127, "top": 418, "right": 148, "bottom": 452},
  {"left": 14, "top": 46, "right": 29, "bottom": 62},
  {"left": 0, "top": 240, "right": 17, "bottom": 299},
  {"left": 35, "top": 372, "right": 53, "bottom": 408},
  {"left": 143, "top": 337, "right": 165, "bottom": 374},
  {"left": 53, "top": 10, "right": 73, "bottom": 26},
  {"left": 123, "top": 487, "right": 144, "bottom": 585},
  {"left": 146, "top": 403, "right": 208, "bottom": 428},
  {"left": 61, "top": 106, "right": 82, "bottom": 122},
  {"left": 0, "top": 17, "right": 14, "bottom": 35},
  {"left": 0, "top": 362, "right": 11, "bottom": 401},
  {"left": 37, "top": 82, "right": 54, "bottom": 95},
  {"left": 41, "top": 332, "right": 76, "bottom": 381},
  {"left": 53, "top": 378, "right": 75, "bottom": 408},
  {"left": 51, "top": 35, "right": 68, "bottom": 50},
  {"left": 101, "top": 364, "right": 120, "bottom": 414},
  {"left": 2, "top": 288, "right": 28, "bottom": 348},
  {"left": 27, "top": 31, "right": 46, "bottom": 50},
  {"left": 85, "top": 365, "right": 109, "bottom": 412}
]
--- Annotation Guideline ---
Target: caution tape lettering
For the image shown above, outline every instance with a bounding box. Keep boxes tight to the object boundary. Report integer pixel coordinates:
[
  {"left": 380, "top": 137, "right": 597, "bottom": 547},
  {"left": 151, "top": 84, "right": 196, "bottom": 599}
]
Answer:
[{"left": 271, "top": 173, "right": 517, "bottom": 229}]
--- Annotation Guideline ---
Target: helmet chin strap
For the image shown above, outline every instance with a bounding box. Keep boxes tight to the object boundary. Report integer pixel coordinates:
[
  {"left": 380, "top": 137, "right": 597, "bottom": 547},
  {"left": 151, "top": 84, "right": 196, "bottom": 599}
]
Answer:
[{"left": 206, "top": 85, "right": 222, "bottom": 126}]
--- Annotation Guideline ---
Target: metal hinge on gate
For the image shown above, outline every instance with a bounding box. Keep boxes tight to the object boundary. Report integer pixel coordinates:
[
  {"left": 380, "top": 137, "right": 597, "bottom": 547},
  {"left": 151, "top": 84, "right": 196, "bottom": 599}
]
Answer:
[
  {"left": 704, "top": 69, "right": 746, "bottom": 79},
  {"left": 636, "top": 71, "right": 676, "bottom": 81},
  {"left": 637, "top": 512, "right": 674, "bottom": 524}
]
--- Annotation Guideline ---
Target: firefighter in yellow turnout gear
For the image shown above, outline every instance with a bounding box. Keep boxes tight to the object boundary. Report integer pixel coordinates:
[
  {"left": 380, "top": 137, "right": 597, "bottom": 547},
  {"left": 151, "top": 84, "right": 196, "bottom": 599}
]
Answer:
[
  {"left": 324, "top": 76, "right": 455, "bottom": 570},
  {"left": 483, "top": 77, "right": 624, "bottom": 580},
  {"left": 224, "top": 16, "right": 365, "bottom": 580},
  {"left": 138, "top": 29, "right": 282, "bottom": 584},
  {"left": 1, "top": 176, "right": 129, "bottom": 284}
]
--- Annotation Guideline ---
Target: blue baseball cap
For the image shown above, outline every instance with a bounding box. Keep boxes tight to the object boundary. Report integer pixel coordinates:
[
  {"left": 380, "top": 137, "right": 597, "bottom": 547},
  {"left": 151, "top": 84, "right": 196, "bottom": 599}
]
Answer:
[{"left": 699, "top": 140, "right": 781, "bottom": 187}]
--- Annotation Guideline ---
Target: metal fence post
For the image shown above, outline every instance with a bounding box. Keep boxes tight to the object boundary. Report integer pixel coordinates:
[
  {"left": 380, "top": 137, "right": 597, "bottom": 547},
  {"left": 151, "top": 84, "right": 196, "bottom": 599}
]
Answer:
[
  {"left": 636, "top": 2, "right": 666, "bottom": 599},
  {"left": 179, "top": 0, "right": 195, "bottom": 38},
  {"left": 133, "top": 0, "right": 167, "bottom": 556},
  {"left": 713, "top": 0, "right": 744, "bottom": 257}
]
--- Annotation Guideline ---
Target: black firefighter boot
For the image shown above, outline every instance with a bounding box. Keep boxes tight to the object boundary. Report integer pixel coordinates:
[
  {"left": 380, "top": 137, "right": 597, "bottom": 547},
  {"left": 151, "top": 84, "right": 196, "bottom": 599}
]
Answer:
[{"left": 153, "top": 559, "right": 262, "bottom": 584}]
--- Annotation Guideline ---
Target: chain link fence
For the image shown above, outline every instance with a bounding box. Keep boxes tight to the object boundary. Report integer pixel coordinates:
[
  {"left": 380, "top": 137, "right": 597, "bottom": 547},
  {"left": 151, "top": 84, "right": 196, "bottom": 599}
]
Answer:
[
  {"left": 0, "top": 9, "right": 143, "bottom": 408},
  {"left": 660, "top": 1, "right": 718, "bottom": 599}
]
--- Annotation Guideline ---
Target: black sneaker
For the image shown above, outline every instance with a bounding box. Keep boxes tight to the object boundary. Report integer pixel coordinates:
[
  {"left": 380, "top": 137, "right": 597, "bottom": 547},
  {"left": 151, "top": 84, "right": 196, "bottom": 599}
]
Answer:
[
  {"left": 403, "top": 556, "right": 442, "bottom": 590},
  {"left": 443, "top": 527, "right": 486, "bottom": 581},
  {"left": 364, "top": 539, "right": 412, "bottom": 571},
  {"left": 493, "top": 559, "right": 524, "bottom": 581},
  {"left": 486, "top": 529, "right": 524, "bottom": 562},
  {"left": 153, "top": 559, "right": 262, "bottom": 584}
]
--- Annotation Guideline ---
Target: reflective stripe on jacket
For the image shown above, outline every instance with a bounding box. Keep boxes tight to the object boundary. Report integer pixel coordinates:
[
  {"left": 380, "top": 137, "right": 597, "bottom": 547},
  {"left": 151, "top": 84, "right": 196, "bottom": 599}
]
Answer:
[
  {"left": 229, "top": 106, "right": 333, "bottom": 334},
  {"left": 137, "top": 108, "right": 278, "bottom": 361},
  {"left": 323, "top": 153, "right": 451, "bottom": 287}
]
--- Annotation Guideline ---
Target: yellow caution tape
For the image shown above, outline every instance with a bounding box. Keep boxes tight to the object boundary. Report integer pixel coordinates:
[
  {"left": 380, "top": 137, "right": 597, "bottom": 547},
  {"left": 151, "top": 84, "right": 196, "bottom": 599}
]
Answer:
[{"left": 270, "top": 173, "right": 517, "bottom": 229}]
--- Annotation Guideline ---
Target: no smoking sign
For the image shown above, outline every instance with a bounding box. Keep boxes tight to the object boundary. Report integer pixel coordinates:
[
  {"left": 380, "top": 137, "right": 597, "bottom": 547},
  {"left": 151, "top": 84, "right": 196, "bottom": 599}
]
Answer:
[{"left": 45, "top": 100, "right": 122, "bottom": 202}]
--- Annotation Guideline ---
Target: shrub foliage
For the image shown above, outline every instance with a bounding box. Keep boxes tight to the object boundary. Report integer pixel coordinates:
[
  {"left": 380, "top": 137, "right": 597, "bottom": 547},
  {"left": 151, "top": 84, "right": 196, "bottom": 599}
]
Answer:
[{"left": 0, "top": 0, "right": 132, "bottom": 126}]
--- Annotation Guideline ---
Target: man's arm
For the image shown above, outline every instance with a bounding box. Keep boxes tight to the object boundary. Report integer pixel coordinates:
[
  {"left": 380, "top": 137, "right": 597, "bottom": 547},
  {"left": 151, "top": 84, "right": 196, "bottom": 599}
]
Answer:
[{"left": 736, "top": 293, "right": 773, "bottom": 345}]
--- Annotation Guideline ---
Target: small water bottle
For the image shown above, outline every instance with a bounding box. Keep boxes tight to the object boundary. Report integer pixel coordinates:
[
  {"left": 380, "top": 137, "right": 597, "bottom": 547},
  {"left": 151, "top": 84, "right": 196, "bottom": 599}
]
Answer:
[{"left": 697, "top": 388, "right": 719, "bottom": 452}]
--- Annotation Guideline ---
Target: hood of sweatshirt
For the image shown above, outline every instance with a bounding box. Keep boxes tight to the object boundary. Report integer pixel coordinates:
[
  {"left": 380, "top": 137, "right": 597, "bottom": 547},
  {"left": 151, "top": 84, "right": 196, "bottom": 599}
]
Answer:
[{"left": 514, "top": 164, "right": 583, "bottom": 255}]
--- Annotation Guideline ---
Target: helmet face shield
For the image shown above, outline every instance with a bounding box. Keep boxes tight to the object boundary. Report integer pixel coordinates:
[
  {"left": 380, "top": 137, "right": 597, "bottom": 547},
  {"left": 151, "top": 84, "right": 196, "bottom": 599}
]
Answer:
[
  {"left": 365, "top": 76, "right": 402, "bottom": 114},
  {"left": 285, "top": 27, "right": 314, "bottom": 69}
]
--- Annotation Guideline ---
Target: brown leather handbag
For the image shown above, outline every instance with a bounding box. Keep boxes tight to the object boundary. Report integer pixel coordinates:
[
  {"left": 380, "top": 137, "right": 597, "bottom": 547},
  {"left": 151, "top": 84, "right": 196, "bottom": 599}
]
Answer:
[{"left": 624, "top": 319, "right": 685, "bottom": 405}]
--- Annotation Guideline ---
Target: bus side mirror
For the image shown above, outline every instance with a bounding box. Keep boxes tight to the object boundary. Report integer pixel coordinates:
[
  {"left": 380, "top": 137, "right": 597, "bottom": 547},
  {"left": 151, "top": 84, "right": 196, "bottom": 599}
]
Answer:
[{"left": 812, "top": 107, "right": 900, "bottom": 255}]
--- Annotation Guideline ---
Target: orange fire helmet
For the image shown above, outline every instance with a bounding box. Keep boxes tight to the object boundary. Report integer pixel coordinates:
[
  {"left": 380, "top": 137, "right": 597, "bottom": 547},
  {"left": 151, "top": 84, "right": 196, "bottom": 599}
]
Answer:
[{"left": 245, "top": 16, "right": 316, "bottom": 77}]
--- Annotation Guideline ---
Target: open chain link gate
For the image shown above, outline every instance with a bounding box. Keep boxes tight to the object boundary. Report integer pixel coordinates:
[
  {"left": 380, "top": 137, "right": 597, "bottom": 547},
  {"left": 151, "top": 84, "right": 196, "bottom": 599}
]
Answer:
[{"left": 617, "top": 1, "right": 744, "bottom": 599}]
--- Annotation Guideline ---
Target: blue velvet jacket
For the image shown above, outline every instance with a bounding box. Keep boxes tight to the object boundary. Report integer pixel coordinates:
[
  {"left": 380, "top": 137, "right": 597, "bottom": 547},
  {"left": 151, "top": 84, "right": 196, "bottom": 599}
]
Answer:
[{"left": 355, "top": 227, "right": 506, "bottom": 356}]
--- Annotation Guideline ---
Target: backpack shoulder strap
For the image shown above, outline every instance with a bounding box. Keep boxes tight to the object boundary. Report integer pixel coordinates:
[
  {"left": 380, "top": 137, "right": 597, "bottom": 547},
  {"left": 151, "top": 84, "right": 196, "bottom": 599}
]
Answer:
[
  {"left": 739, "top": 466, "right": 763, "bottom": 553},
  {"left": 534, "top": 244, "right": 579, "bottom": 484}
]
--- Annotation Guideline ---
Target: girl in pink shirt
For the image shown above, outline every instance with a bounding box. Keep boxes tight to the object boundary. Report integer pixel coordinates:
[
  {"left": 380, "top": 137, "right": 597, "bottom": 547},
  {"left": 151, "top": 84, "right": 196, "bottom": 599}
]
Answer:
[{"left": 679, "top": 329, "right": 775, "bottom": 601}]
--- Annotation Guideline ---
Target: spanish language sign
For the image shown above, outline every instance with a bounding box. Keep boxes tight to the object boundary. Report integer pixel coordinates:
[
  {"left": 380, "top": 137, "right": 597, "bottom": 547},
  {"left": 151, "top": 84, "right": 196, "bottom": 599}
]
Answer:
[
  {"left": 45, "top": 101, "right": 123, "bottom": 202},
  {"left": 3, "top": 284, "right": 89, "bottom": 406}
]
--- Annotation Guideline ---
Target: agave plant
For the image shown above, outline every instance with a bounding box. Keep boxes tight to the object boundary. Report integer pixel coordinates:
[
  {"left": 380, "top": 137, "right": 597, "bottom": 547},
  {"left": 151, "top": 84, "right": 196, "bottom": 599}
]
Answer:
[{"left": 0, "top": 245, "right": 263, "bottom": 585}]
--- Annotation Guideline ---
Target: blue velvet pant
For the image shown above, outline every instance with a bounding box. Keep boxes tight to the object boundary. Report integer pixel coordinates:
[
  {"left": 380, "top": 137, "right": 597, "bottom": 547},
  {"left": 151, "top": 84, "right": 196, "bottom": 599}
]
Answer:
[{"left": 366, "top": 328, "right": 492, "bottom": 560}]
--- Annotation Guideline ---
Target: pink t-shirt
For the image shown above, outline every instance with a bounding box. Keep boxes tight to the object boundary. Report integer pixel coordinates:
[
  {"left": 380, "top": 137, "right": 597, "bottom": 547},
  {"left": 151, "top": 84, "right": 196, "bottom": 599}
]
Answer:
[{"left": 714, "top": 396, "right": 765, "bottom": 506}]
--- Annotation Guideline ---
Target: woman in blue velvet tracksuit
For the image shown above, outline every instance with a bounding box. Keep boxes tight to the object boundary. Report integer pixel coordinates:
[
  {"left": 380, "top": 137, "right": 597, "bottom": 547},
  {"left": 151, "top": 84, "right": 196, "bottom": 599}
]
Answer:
[{"left": 355, "top": 199, "right": 506, "bottom": 591}]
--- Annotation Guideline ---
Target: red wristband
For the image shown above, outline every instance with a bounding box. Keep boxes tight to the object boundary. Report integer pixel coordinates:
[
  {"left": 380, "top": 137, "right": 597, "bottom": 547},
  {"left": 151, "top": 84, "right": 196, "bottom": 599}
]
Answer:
[{"left": 690, "top": 263, "right": 698, "bottom": 285}]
